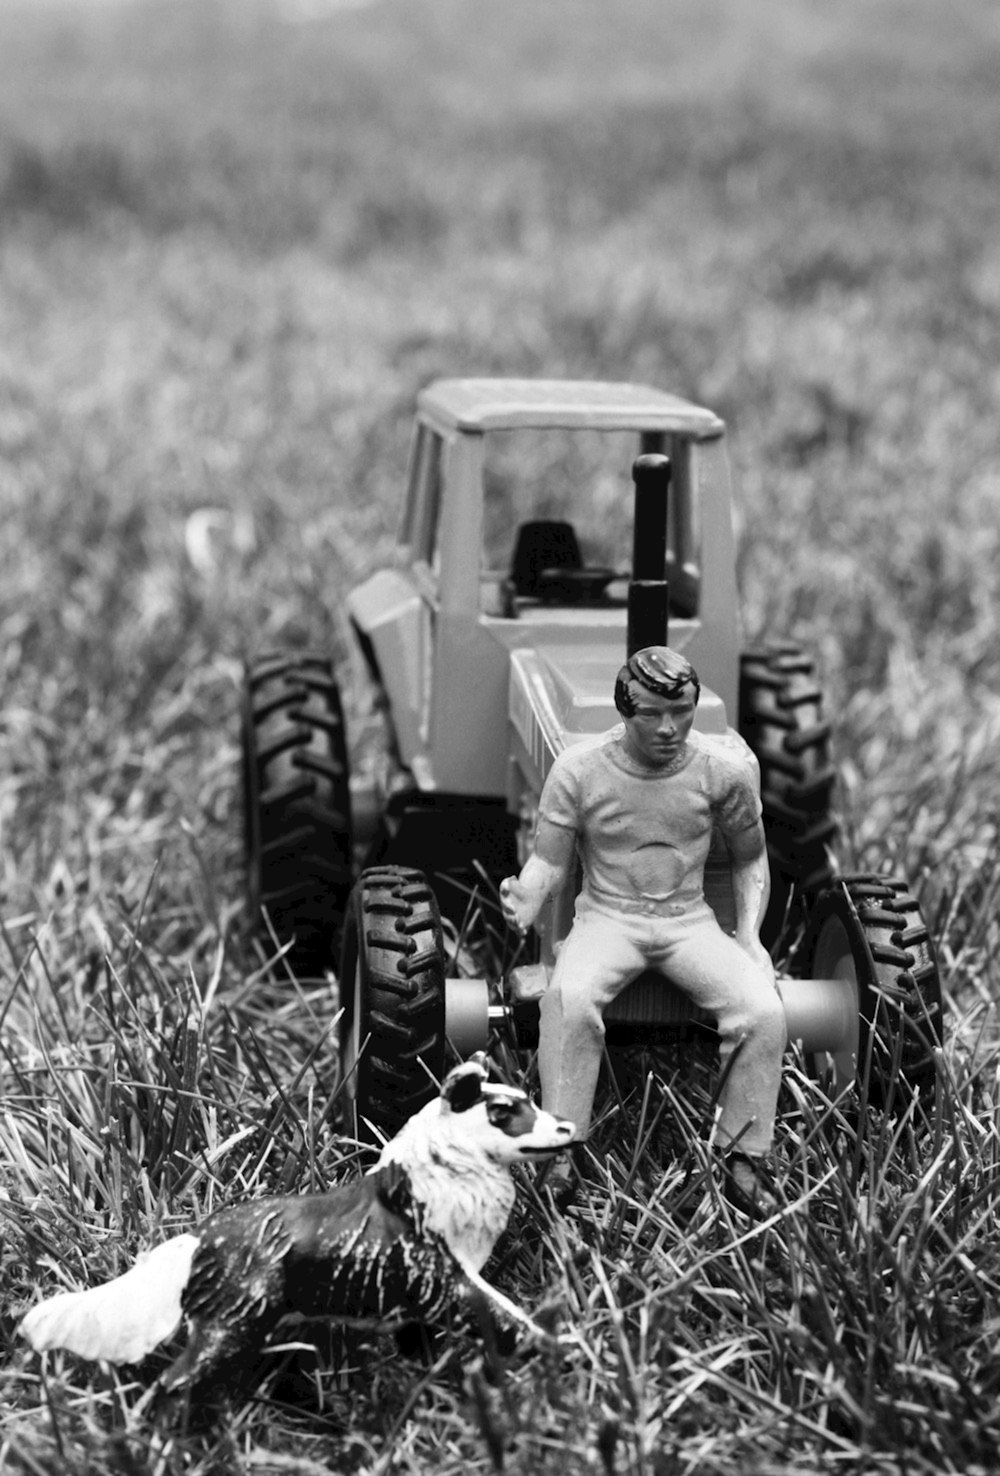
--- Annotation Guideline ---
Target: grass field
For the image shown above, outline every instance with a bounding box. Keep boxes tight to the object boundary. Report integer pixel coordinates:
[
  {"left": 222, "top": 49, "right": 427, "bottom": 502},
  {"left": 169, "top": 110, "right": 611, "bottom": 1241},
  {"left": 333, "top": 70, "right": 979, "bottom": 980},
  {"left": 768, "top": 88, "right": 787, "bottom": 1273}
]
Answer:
[{"left": 1, "top": 0, "right": 1000, "bottom": 1471}]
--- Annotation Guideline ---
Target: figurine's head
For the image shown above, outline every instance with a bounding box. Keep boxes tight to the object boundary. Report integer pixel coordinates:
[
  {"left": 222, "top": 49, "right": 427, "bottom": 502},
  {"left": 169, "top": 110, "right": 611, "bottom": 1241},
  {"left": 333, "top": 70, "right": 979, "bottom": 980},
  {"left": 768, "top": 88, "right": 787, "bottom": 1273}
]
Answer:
[
  {"left": 614, "top": 646, "right": 700, "bottom": 768},
  {"left": 614, "top": 646, "right": 700, "bottom": 715}
]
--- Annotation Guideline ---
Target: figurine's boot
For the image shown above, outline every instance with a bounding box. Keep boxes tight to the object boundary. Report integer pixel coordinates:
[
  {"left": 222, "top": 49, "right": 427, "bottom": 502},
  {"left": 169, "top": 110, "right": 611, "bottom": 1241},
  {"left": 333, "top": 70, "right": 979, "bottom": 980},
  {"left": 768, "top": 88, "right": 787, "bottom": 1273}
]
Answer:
[
  {"left": 534, "top": 1146, "right": 581, "bottom": 1212},
  {"left": 717, "top": 1149, "right": 779, "bottom": 1220}
]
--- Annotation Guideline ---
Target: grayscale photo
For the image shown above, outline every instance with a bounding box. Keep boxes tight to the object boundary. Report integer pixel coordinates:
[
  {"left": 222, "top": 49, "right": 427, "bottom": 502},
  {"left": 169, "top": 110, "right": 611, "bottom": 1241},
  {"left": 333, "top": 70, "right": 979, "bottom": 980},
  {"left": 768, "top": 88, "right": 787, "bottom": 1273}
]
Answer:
[{"left": 0, "top": 2, "right": 997, "bottom": 1471}]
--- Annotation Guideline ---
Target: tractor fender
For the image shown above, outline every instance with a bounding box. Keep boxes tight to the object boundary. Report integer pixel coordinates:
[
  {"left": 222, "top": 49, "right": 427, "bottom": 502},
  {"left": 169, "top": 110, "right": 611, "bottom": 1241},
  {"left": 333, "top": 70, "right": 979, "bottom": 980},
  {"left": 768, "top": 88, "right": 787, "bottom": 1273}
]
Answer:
[{"left": 346, "top": 569, "right": 430, "bottom": 769}]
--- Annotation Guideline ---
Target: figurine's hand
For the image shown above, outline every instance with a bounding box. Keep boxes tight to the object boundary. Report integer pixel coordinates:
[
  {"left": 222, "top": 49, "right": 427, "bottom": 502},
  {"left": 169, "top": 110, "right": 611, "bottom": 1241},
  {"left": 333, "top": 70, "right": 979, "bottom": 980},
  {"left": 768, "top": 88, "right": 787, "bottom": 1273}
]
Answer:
[
  {"left": 737, "top": 932, "right": 776, "bottom": 986},
  {"left": 499, "top": 876, "right": 534, "bottom": 935}
]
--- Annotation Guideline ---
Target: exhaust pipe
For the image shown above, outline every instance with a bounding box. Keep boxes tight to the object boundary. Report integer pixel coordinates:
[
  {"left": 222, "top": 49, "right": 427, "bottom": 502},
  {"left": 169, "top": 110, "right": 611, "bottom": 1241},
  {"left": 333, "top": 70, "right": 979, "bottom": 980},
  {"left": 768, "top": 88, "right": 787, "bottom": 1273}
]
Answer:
[{"left": 627, "top": 453, "right": 671, "bottom": 655}]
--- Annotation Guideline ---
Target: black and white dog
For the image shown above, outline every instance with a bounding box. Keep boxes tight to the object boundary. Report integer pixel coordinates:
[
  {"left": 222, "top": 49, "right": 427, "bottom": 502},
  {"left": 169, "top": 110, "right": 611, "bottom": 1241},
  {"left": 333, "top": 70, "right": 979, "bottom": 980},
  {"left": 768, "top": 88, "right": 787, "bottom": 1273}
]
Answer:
[{"left": 19, "top": 1055, "right": 574, "bottom": 1398}]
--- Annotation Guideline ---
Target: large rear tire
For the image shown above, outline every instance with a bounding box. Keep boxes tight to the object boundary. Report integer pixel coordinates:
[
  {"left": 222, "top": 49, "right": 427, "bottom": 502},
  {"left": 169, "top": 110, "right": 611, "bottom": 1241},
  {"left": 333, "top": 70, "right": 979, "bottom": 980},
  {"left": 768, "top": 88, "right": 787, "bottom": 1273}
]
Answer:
[
  {"left": 338, "top": 866, "right": 447, "bottom": 1144},
  {"left": 241, "top": 652, "right": 353, "bottom": 975},
  {"left": 739, "top": 643, "right": 838, "bottom": 949},
  {"left": 797, "top": 873, "right": 944, "bottom": 1103}
]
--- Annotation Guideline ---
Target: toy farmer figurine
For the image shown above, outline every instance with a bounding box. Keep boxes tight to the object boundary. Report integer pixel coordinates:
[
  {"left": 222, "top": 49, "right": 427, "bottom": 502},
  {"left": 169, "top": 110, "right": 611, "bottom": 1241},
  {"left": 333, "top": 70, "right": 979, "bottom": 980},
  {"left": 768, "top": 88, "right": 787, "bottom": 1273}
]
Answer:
[{"left": 500, "top": 645, "right": 785, "bottom": 1214}]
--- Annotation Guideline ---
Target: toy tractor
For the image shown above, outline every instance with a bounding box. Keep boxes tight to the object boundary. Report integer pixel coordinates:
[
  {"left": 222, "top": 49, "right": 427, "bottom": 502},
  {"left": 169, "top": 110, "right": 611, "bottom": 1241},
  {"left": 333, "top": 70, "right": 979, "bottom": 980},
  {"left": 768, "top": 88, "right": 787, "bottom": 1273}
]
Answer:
[{"left": 240, "top": 379, "right": 944, "bottom": 1140}]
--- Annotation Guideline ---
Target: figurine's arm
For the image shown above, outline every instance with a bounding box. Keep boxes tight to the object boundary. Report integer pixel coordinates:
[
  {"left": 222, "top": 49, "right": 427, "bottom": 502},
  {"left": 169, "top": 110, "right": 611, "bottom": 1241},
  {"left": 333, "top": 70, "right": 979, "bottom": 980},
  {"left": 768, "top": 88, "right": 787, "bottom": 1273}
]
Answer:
[
  {"left": 500, "top": 818, "right": 576, "bottom": 934},
  {"left": 725, "top": 820, "right": 775, "bottom": 982}
]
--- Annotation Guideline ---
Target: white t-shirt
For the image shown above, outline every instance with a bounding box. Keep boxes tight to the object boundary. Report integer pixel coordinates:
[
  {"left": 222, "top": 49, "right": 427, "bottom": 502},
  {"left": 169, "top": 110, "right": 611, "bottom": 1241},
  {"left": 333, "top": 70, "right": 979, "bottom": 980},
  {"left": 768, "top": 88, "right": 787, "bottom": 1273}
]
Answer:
[{"left": 538, "top": 726, "right": 762, "bottom": 906}]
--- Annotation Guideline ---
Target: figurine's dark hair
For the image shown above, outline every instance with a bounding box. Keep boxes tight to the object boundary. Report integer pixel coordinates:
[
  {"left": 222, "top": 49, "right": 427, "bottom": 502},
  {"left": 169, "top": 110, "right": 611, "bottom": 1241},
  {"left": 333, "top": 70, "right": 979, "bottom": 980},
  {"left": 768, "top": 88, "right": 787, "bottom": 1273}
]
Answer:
[{"left": 614, "top": 646, "right": 700, "bottom": 717}]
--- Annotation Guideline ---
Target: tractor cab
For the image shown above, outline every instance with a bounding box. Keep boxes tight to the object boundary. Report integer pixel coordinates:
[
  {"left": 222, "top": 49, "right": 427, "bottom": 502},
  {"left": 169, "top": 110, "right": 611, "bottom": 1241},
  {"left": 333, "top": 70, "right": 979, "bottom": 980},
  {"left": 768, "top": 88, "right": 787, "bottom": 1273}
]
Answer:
[{"left": 346, "top": 379, "right": 737, "bottom": 801}]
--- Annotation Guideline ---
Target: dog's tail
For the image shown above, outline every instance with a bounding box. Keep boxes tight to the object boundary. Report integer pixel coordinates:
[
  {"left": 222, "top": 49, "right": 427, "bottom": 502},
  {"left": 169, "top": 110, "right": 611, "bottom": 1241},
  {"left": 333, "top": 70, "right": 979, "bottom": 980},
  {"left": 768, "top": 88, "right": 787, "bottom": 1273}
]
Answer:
[{"left": 19, "top": 1233, "right": 200, "bottom": 1365}]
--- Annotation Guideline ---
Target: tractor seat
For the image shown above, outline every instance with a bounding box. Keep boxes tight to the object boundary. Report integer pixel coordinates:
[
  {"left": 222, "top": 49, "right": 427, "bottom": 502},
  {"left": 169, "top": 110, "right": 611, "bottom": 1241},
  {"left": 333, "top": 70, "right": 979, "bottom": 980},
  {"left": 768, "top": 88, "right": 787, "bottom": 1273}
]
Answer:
[{"left": 507, "top": 519, "right": 616, "bottom": 605}]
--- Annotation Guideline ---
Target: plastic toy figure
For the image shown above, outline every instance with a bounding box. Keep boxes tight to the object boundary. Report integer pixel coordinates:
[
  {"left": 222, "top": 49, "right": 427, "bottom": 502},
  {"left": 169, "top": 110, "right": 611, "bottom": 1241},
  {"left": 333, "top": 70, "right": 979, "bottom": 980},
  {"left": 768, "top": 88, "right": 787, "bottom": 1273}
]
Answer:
[{"left": 500, "top": 645, "right": 786, "bottom": 1213}]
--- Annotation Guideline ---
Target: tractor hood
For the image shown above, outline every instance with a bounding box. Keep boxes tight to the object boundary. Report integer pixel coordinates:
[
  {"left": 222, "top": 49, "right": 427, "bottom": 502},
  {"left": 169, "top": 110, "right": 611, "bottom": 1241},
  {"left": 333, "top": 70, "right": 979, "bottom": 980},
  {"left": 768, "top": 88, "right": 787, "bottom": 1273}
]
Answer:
[{"left": 507, "top": 643, "right": 728, "bottom": 791}]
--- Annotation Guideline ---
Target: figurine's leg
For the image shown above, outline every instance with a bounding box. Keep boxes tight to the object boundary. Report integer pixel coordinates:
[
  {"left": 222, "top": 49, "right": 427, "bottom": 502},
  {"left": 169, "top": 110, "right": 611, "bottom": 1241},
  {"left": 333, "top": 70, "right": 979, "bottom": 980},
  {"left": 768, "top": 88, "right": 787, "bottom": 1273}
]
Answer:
[
  {"left": 537, "top": 906, "right": 645, "bottom": 1134},
  {"left": 655, "top": 909, "right": 785, "bottom": 1155}
]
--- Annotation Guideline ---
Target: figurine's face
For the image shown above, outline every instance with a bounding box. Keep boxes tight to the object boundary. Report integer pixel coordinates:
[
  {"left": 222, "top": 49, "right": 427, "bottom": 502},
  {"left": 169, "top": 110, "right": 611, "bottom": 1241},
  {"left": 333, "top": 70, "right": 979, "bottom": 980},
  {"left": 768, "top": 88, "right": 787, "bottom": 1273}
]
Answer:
[{"left": 621, "top": 684, "right": 697, "bottom": 768}]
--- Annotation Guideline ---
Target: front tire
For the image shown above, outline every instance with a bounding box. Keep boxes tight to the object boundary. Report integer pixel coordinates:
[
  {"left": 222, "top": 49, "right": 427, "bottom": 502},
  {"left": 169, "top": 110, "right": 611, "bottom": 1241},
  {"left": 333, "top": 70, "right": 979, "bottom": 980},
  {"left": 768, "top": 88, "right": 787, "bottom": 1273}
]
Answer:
[
  {"left": 739, "top": 643, "right": 838, "bottom": 949},
  {"left": 338, "top": 866, "right": 447, "bottom": 1144},
  {"left": 798, "top": 873, "right": 944, "bottom": 1103},
  {"left": 241, "top": 652, "right": 353, "bottom": 975}
]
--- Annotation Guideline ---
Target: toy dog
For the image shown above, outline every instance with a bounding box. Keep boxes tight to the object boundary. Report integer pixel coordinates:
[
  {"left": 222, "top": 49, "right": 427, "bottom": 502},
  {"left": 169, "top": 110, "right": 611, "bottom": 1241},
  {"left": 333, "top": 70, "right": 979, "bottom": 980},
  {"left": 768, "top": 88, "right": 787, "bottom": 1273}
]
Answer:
[{"left": 19, "top": 1055, "right": 574, "bottom": 1399}]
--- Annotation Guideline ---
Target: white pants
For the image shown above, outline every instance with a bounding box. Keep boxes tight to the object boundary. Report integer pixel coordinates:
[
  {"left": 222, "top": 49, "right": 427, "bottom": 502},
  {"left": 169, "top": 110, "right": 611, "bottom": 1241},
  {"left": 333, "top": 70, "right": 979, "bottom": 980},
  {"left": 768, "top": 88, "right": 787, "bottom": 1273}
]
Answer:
[{"left": 537, "top": 894, "right": 785, "bottom": 1155}]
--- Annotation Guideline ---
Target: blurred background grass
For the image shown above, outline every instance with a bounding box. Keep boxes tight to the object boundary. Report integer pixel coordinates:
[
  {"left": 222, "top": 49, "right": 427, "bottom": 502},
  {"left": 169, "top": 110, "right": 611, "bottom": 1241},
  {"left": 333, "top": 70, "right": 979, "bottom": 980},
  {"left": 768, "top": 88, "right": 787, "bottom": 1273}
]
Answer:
[
  {"left": 2, "top": 2, "right": 1000, "bottom": 1470},
  {"left": 1, "top": 0, "right": 998, "bottom": 976},
  {"left": 2, "top": 0, "right": 998, "bottom": 1008}
]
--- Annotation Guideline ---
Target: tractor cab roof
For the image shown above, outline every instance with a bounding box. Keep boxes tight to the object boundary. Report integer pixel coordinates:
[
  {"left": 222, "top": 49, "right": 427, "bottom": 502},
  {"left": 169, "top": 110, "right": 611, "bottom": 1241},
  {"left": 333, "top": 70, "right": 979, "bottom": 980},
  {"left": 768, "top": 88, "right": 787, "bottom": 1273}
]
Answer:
[{"left": 417, "top": 378, "right": 725, "bottom": 440}]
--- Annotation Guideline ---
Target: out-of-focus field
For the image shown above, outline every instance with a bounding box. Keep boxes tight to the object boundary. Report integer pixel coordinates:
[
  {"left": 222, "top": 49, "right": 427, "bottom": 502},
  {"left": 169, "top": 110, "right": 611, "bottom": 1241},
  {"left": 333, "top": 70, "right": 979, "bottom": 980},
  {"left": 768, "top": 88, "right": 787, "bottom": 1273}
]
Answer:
[
  {"left": 1, "top": 2, "right": 999, "bottom": 1473},
  {"left": 2, "top": 0, "right": 999, "bottom": 901}
]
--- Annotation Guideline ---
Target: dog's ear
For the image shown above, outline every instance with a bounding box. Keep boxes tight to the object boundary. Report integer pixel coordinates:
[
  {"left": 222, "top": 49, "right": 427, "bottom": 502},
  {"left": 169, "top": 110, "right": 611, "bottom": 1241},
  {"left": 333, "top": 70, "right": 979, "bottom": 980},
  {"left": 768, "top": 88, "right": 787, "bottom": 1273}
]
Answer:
[{"left": 441, "top": 1055, "right": 490, "bottom": 1113}]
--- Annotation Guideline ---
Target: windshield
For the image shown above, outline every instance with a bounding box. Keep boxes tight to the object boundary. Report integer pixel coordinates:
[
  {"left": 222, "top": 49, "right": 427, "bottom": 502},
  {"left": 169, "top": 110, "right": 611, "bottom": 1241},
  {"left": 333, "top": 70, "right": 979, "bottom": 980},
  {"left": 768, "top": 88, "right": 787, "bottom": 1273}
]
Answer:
[{"left": 479, "top": 427, "right": 700, "bottom": 618}]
